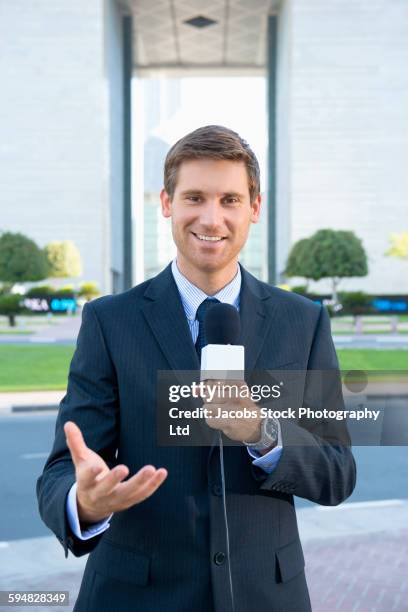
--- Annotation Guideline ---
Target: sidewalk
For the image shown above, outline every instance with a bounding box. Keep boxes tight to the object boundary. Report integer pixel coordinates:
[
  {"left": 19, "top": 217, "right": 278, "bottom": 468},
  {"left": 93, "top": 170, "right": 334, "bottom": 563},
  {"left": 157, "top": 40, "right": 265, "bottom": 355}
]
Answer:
[
  {"left": 0, "top": 391, "right": 65, "bottom": 415},
  {"left": 299, "top": 499, "right": 408, "bottom": 611},
  {"left": 0, "top": 316, "right": 81, "bottom": 345},
  {"left": 304, "top": 528, "right": 407, "bottom": 611},
  {"left": 333, "top": 334, "right": 408, "bottom": 349},
  {"left": 0, "top": 501, "right": 407, "bottom": 611}
]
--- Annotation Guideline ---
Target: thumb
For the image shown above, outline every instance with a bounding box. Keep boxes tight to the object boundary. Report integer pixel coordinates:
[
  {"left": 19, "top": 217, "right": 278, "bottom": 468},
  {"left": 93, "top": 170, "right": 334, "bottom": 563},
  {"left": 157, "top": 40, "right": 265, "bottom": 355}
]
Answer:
[{"left": 64, "top": 421, "right": 89, "bottom": 467}]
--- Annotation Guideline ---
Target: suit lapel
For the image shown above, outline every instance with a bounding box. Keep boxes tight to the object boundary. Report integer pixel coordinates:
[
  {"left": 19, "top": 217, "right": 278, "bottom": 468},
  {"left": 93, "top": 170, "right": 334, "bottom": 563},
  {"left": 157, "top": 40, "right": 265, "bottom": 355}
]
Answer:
[
  {"left": 238, "top": 265, "right": 276, "bottom": 375},
  {"left": 142, "top": 265, "right": 213, "bottom": 445},
  {"left": 142, "top": 264, "right": 200, "bottom": 372}
]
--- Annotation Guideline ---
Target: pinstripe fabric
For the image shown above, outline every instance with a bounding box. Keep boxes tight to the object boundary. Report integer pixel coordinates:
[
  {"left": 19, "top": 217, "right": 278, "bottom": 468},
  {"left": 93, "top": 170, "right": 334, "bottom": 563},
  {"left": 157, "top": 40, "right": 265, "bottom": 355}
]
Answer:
[{"left": 36, "top": 262, "right": 356, "bottom": 612}]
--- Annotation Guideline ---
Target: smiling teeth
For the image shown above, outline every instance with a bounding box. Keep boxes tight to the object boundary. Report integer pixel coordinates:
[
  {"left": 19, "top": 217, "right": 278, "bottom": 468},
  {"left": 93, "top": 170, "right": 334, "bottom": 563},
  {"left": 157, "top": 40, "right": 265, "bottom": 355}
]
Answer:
[{"left": 196, "top": 234, "right": 223, "bottom": 241}]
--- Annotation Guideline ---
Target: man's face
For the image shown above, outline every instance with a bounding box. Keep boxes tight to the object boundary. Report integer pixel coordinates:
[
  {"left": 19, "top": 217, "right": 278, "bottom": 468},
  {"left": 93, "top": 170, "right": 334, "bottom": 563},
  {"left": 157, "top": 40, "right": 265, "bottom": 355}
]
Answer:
[{"left": 160, "top": 159, "right": 261, "bottom": 275}]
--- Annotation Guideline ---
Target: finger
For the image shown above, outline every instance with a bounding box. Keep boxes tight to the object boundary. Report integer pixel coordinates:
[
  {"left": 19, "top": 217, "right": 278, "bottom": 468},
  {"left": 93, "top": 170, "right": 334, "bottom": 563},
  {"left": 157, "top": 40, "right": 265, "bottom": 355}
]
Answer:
[
  {"left": 205, "top": 417, "right": 227, "bottom": 430},
  {"left": 203, "top": 382, "right": 248, "bottom": 404},
  {"left": 115, "top": 465, "right": 156, "bottom": 495},
  {"left": 64, "top": 421, "right": 89, "bottom": 465},
  {"left": 77, "top": 462, "right": 109, "bottom": 489},
  {"left": 206, "top": 393, "right": 230, "bottom": 404},
  {"left": 206, "top": 421, "right": 224, "bottom": 430},
  {"left": 116, "top": 467, "right": 167, "bottom": 505},
  {"left": 93, "top": 464, "right": 130, "bottom": 496},
  {"left": 205, "top": 404, "right": 225, "bottom": 418},
  {"left": 205, "top": 406, "right": 217, "bottom": 417}
]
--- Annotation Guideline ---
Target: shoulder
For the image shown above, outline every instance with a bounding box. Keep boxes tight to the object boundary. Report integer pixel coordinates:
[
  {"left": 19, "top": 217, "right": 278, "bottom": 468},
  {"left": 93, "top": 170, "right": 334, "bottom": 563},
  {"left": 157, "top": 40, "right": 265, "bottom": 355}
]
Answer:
[
  {"left": 266, "top": 283, "right": 321, "bottom": 315},
  {"left": 83, "top": 277, "right": 155, "bottom": 318},
  {"left": 242, "top": 267, "right": 322, "bottom": 319},
  {"left": 267, "top": 286, "right": 323, "bottom": 332},
  {"left": 82, "top": 264, "right": 176, "bottom": 322}
]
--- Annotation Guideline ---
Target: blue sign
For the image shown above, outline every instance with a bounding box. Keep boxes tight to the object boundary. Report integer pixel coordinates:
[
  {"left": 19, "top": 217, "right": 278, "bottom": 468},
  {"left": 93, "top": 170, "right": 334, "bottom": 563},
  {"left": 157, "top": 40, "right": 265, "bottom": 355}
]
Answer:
[
  {"left": 50, "top": 298, "right": 77, "bottom": 312},
  {"left": 372, "top": 299, "right": 408, "bottom": 312},
  {"left": 24, "top": 296, "right": 77, "bottom": 314}
]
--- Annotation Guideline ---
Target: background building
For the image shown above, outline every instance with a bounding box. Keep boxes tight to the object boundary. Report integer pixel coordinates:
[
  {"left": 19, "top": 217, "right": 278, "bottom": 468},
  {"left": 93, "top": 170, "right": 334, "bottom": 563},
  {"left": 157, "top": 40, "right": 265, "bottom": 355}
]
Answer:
[
  {"left": 0, "top": 0, "right": 129, "bottom": 293},
  {"left": 1, "top": 0, "right": 407, "bottom": 294}
]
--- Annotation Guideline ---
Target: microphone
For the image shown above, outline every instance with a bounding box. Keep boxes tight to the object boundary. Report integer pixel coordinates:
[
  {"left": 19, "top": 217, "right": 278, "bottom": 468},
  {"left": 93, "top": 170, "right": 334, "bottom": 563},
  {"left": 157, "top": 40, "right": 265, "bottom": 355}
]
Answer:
[
  {"left": 200, "top": 303, "right": 245, "bottom": 380},
  {"left": 201, "top": 302, "right": 238, "bottom": 612}
]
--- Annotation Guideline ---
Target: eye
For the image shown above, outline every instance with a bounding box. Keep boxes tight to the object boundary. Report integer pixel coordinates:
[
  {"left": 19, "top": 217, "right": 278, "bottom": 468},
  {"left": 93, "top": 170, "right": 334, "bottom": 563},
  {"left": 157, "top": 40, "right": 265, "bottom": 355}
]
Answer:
[
  {"left": 223, "top": 197, "right": 239, "bottom": 205},
  {"left": 186, "top": 195, "right": 202, "bottom": 203}
]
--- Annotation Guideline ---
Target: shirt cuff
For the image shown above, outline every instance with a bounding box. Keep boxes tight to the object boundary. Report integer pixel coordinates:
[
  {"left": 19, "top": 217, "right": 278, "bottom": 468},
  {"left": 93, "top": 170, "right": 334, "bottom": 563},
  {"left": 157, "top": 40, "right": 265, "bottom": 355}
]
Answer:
[
  {"left": 66, "top": 481, "right": 113, "bottom": 540},
  {"left": 247, "top": 419, "right": 283, "bottom": 474}
]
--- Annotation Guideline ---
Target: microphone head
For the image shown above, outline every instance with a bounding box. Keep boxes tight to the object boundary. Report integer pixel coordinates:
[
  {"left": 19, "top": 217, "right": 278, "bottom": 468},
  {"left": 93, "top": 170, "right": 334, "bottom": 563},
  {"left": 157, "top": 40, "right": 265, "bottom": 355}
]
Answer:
[{"left": 204, "top": 303, "right": 241, "bottom": 345}]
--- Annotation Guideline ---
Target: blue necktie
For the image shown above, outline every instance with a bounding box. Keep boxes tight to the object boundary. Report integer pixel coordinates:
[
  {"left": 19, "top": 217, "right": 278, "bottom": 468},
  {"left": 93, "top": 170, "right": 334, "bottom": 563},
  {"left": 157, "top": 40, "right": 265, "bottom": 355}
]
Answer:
[{"left": 195, "top": 298, "right": 220, "bottom": 360}]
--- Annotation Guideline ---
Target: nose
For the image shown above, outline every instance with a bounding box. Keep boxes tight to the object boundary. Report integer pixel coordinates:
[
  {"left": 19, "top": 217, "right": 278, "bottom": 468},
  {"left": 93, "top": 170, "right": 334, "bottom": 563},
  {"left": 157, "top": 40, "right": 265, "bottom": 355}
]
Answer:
[{"left": 198, "top": 201, "right": 223, "bottom": 231}]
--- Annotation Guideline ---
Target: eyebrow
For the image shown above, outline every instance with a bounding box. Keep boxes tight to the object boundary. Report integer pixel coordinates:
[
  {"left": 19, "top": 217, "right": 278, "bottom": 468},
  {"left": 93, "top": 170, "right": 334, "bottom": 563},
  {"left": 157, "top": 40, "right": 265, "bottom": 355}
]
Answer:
[{"left": 180, "top": 190, "right": 246, "bottom": 199}]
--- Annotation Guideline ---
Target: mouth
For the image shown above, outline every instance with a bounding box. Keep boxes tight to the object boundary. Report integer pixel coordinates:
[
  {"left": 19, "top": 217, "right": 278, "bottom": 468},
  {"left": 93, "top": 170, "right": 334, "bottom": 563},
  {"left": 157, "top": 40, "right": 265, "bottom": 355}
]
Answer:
[{"left": 192, "top": 232, "right": 226, "bottom": 243}]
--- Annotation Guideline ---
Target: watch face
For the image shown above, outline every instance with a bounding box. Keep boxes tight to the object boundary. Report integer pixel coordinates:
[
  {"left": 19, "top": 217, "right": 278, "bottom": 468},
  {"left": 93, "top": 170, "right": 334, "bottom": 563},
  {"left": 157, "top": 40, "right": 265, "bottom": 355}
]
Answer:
[
  {"left": 243, "top": 417, "right": 278, "bottom": 448},
  {"left": 265, "top": 418, "right": 278, "bottom": 441}
]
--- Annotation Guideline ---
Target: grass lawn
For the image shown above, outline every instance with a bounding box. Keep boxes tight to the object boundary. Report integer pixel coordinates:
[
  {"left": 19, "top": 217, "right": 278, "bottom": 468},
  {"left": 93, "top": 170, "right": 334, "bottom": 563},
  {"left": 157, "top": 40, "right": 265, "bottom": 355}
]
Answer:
[
  {"left": 0, "top": 345, "right": 406, "bottom": 392},
  {"left": 333, "top": 330, "right": 408, "bottom": 335},
  {"left": 0, "top": 330, "right": 32, "bottom": 335},
  {"left": 337, "top": 349, "right": 408, "bottom": 371},
  {"left": 0, "top": 344, "right": 75, "bottom": 391}
]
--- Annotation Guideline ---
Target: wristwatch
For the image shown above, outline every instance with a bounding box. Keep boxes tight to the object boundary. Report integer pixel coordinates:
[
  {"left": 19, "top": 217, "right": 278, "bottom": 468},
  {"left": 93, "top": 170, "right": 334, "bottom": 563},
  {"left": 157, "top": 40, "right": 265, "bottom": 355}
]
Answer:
[{"left": 242, "top": 416, "right": 279, "bottom": 452}]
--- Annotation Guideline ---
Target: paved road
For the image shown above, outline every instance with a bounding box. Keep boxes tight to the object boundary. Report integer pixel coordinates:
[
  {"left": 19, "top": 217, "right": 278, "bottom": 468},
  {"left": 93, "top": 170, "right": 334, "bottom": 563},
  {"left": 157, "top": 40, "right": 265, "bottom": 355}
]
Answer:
[
  {"left": 2, "top": 331, "right": 408, "bottom": 349},
  {"left": 333, "top": 335, "right": 408, "bottom": 349},
  {"left": 0, "top": 412, "right": 407, "bottom": 611},
  {"left": 0, "top": 411, "right": 407, "bottom": 541},
  {"left": 0, "top": 414, "right": 56, "bottom": 541}
]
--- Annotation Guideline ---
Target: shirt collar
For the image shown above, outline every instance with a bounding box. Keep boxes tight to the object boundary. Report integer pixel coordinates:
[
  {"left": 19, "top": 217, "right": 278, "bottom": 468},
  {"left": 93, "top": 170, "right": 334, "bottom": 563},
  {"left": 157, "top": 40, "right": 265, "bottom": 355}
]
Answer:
[{"left": 171, "top": 258, "right": 241, "bottom": 321}]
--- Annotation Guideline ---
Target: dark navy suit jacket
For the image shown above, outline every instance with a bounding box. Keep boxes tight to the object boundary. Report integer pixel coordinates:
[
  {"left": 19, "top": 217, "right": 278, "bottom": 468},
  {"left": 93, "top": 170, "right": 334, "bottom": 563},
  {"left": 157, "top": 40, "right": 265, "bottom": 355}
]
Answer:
[{"left": 37, "top": 263, "right": 356, "bottom": 612}]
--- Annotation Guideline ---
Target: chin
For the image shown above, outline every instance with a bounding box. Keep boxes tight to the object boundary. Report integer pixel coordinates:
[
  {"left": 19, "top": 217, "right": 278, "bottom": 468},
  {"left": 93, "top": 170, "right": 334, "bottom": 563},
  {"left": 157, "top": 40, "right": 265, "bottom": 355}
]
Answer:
[{"left": 193, "top": 255, "right": 234, "bottom": 273}]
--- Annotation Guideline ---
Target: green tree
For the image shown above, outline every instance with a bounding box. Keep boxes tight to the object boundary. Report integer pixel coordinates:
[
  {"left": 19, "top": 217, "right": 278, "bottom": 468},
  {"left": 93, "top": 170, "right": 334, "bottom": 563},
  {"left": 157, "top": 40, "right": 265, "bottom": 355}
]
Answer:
[
  {"left": 78, "top": 281, "right": 100, "bottom": 301},
  {"left": 285, "top": 229, "right": 368, "bottom": 303},
  {"left": 44, "top": 240, "right": 82, "bottom": 278},
  {"left": 0, "top": 294, "right": 27, "bottom": 327},
  {"left": 385, "top": 232, "right": 408, "bottom": 260},
  {"left": 26, "top": 285, "right": 54, "bottom": 297},
  {"left": 285, "top": 239, "right": 313, "bottom": 290},
  {"left": 0, "top": 232, "right": 49, "bottom": 292}
]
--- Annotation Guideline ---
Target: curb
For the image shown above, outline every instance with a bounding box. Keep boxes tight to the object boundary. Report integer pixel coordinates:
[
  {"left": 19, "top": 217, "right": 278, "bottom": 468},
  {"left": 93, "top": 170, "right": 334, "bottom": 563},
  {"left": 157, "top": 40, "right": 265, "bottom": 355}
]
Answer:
[{"left": 12, "top": 405, "right": 59, "bottom": 413}]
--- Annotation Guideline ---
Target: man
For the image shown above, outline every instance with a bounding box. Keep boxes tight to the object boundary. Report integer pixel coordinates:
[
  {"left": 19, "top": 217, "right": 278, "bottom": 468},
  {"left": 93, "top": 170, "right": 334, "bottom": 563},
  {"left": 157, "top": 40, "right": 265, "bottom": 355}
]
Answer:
[{"left": 37, "top": 125, "right": 356, "bottom": 611}]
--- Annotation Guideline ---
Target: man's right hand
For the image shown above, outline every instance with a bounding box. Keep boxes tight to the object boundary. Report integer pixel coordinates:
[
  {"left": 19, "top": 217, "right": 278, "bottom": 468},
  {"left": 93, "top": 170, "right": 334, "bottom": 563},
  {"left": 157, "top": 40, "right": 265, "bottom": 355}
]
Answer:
[{"left": 64, "top": 421, "right": 168, "bottom": 525}]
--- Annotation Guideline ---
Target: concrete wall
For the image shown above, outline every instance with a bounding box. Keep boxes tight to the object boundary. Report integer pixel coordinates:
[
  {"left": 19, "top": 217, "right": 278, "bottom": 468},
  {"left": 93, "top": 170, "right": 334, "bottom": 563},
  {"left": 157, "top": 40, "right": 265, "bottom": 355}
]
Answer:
[
  {"left": 0, "top": 0, "right": 124, "bottom": 294},
  {"left": 277, "top": 0, "right": 408, "bottom": 293},
  {"left": 104, "top": 0, "right": 125, "bottom": 292},
  {"left": 276, "top": 0, "right": 293, "bottom": 283}
]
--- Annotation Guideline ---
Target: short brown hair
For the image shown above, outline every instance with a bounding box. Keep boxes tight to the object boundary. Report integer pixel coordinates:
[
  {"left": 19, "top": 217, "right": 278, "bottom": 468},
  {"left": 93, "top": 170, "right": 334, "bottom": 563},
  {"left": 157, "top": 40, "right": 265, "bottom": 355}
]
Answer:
[{"left": 163, "top": 125, "right": 260, "bottom": 202}]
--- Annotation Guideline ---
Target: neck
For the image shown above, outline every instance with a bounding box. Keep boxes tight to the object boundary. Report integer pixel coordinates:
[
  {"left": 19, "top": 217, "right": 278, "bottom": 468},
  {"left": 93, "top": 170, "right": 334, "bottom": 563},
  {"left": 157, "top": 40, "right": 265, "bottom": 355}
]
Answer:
[{"left": 176, "top": 257, "right": 238, "bottom": 295}]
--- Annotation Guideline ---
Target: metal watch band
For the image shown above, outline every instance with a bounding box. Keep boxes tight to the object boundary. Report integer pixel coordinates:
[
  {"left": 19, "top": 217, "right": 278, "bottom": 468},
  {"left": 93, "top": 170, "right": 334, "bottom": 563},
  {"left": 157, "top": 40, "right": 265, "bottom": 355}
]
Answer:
[{"left": 242, "top": 416, "right": 279, "bottom": 451}]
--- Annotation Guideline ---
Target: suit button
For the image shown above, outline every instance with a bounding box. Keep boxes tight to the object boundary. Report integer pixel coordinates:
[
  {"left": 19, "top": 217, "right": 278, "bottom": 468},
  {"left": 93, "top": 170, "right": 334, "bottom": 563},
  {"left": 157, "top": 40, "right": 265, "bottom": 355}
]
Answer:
[
  {"left": 212, "top": 484, "right": 222, "bottom": 496},
  {"left": 214, "top": 552, "right": 226, "bottom": 566}
]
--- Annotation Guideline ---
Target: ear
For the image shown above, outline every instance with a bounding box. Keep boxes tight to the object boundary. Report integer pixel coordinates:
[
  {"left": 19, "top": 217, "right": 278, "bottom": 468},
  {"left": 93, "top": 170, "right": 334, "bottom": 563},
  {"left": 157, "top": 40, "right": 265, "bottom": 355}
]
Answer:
[
  {"left": 160, "top": 188, "right": 172, "bottom": 218},
  {"left": 250, "top": 194, "right": 261, "bottom": 223}
]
